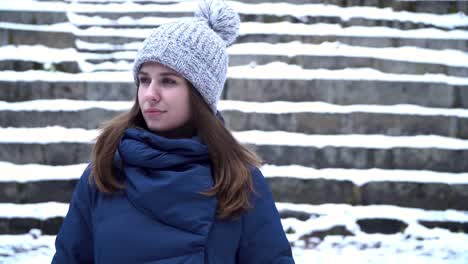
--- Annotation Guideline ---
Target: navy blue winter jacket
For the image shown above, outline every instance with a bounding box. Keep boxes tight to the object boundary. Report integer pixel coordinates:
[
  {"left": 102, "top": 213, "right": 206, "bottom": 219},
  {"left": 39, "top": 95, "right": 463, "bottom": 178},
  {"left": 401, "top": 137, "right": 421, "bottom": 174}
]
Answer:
[{"left": 52, "top": 128, "right": 294, "bottom": 263}]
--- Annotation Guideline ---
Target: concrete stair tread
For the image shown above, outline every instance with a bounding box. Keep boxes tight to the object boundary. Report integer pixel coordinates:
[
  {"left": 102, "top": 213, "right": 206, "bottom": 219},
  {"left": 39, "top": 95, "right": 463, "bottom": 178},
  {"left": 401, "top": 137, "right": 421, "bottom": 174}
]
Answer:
[
  {"left": 0, "top": 0, "right": 468, "bottom": 28},
  {"left": 3, "top": 43, "right": 467, "bottom": 77},
  {"left": 2, "top": 99, "right": 468, "bottom": 117},
  {"left": 0, "top": 126, "right": 467, "bottom": 150},
  {"left": 1, "top": 65, "right": 467, "bottom": 108},
  {"left": 2, "top": 21, "right": 468, "bottom": 51},
  {"left": 0, "top": 127, "right": 467, "bottom": 171},
  {"left": 2, "top": 100, "right": 468, "bottom": 137},
  {"left": 1, "top": 79, "right": 466, "bottom": 108},
  {"left": 0, "top": 202, "right": 466, "bottom": 236},
  {"left": 1, "top": 169, "right": 467, "bottom": 208},
  {"left": 65, "top": 0, "right": 468, "bottom": 14},
  {"left": 3, "top": 0, "right": 467, "bottom": 30},
  {"left": 0, "top": 161, "right": 86, "bottom": 182},
  {"left": 0, "top": 161, "right": 466, "bottom": 208},
  {"left": 62, "top": 0, "right": 468, "bottom": 15},
  {"left": 262, "top": 165, "right": 468, "bottom": 186},
  {"left": 1, "top": 160, "right": 467, "bottom": 186},
  {"left": 0, "top": 64, "right": 466, "bottom": 86}
]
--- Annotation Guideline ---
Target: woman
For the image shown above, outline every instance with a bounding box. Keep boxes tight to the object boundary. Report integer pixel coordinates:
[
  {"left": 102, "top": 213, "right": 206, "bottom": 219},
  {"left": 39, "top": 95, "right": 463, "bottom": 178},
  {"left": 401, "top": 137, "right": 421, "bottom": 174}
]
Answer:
[{"left": 52, "top": 0, "right": 294, "bottom": 263}]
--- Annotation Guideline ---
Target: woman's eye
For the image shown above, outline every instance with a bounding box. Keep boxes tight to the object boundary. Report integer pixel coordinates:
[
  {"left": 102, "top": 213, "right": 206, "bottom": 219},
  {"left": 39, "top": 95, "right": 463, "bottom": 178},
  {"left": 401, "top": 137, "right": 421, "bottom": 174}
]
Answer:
[
  {"left": 139, "top": 77, "right": 150, "bottom": 84},
  {"left": 162, "top": 77, "right": 176, "bottom": 85}
]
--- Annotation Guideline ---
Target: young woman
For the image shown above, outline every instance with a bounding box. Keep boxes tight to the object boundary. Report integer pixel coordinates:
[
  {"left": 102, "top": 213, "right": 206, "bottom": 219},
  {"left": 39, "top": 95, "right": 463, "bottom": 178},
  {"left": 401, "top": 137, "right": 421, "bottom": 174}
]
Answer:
[{"left": 52, "top": 0, "right": 294, "bottom": 263}]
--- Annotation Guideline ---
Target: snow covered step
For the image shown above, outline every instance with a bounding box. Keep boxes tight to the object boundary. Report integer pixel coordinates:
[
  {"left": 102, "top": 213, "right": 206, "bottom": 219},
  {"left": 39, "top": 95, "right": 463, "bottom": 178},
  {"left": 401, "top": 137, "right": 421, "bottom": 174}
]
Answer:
[
  {"left": 267, "top": 171, "right": 468, "bottom": 210},
  {"left": 3, "top": 0, "right": 467, "bottom": 30},
  {"left": 4, "top": 43, "right": 468, "bottom": 77},
  {"left": 75, "top": 22, "right": 468, "bottom": 52},
  {"left": 2, "top": 21, "right": 468, "bottom": 51},
  {"left": 67, "top": 5, "right": 468, "bottom": 31},
  {"left": 1, "top": 66, "right": 467, "bottom": 108},
  {"left": 0, "top": 23, "right": 75, "bottom": 49},
  {"left": 0, "top": 162, "right": 82, "bottom": 202},
  {"left": 223, "top": 104, "right": 468, "bottom": 138},
  {"left": 2, "top": 100, "right": 468, "bottom": 139},
  {"left": 0, "top": 203, "right": 67, "bottom": 235},
  {"left": 0, "top": 201, "right": 466, "bottom": 237},
  {"left": 1, "top": 163, "right": 467, "bottom": 209},
  {"left": 0, "top": 127, "right": 467, "bottom": 173},
  {"left": 59, "top": 0, "right": 468, "bottom": 16}
]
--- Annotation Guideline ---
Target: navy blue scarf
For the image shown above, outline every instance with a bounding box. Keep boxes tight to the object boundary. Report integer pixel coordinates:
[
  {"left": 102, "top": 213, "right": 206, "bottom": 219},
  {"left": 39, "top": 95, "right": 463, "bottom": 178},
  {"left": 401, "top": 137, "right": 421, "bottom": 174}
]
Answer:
[{"left": 114, "top": 128, "right": 217, "bottom": 236}]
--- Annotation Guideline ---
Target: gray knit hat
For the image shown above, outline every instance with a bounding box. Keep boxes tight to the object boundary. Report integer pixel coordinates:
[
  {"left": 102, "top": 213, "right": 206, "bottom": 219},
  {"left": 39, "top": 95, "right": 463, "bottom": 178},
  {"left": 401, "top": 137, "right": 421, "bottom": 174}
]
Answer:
[{"left": 133, "top": 0, "right": 240, "bottom": 113}]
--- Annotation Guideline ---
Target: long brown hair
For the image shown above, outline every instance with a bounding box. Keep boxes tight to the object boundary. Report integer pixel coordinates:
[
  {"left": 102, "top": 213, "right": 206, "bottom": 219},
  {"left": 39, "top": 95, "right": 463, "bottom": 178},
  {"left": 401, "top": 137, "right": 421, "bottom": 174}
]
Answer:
[{"left": 90, "top": 85, "right": 262, "bottom": 219}]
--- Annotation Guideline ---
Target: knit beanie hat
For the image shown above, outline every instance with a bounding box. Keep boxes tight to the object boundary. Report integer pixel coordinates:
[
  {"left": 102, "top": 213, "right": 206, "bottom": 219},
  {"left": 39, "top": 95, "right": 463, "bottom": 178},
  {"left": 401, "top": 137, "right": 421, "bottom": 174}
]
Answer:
[{"left": 132, "top": 0, "right": 240, "bottom": 113}]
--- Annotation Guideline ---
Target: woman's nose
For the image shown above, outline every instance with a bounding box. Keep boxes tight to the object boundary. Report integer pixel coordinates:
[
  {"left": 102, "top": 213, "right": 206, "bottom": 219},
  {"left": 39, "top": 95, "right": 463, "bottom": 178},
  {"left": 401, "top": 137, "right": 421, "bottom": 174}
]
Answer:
[{"left": 145, "top": 82, "right": 161, "bottom": 102}]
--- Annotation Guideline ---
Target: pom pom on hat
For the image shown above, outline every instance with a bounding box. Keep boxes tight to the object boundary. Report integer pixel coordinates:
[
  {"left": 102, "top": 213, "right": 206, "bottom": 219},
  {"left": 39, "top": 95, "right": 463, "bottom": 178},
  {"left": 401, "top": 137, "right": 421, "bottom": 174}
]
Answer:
[{"left": 195, "top": 0, "right": 240, "bottom": 46}]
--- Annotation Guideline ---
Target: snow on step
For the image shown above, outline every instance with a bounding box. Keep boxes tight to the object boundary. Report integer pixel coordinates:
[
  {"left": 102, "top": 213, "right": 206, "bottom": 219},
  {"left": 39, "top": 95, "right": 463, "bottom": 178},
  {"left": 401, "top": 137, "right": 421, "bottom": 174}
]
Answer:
[
  {"left": 1, "top": 126, "right": 468, "bottom": 149},
  {"left": 229, "top": 42, "right": 468, "bottom": 68},
  {"left": 0, "top": 162, "right": 87, "bottom": 182},
  {"left": 0, "top": 201, "right": 466, "bottom": 223},
  {"left": 0, "top": 99, "right": 132, "bottom": 111},
  {"left": 76, "top": 39, "right": 141, "bottom": 51},
  {"left": 1, "top": 63, "right": 468, "bottom": 85},
  {"left": 235, "top": 130, "right": 468, "bottom": 149},
  {"left": 1, "top": 21, "right": 468, "bottom": 40},
  {"left": 261, "top": 165, "right": 468, "bottom": 185},
  {"left": 6, "top": 41, "right": 468, "bottom": 69},
  {"left": 3, "top": 99, "right": 468, "bottom": 119},
  {"left": 0, "top": 127, "right": 97, "bottom": 144},
  {"left": 219, "top": 100, "right": 468, "bottom": 118},
  {"left": 2, "top": 160, "right": 467, "bottom": 185},
  {"left": 0, "top": 45, "right": 135, "bottom": 62},
  {"left": 0, "top": 202, "right": 68, "bottom": 219},
  {"left": 2, "top": 0, "right": 467, "bottom": 29},
  {"left": 277, "top": 202, "right": 468, "bottom": 223}
]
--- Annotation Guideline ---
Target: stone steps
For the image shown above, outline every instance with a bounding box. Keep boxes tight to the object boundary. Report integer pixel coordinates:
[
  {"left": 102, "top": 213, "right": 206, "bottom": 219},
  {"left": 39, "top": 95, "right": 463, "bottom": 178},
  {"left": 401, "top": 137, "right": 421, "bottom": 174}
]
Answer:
[
  {"left": 0, "top": 201, "right": 467, "bottom": 236},
  {"left": 4, "top": 0, "right": 467, "bottom": 30},
  {"left": 1, "top": 69, "right": 467, "bottom": 107},
  {"left": 1, "top": 100, "right": 468, "bottom": 138},
  {"left": 2, "top": 141, "right": 467, "bottom": 172},
  {"left": 59, "top": 0, "right": 468, "bottom": 15},
  {"left": 0, "top": 24, "right": 75, "bottom": 49},
  {"left": 1, "top": 175, "right": 467, "bottom": 210},
  {"left": 68, "top": 10, "right": 467, "bottom": 31},
  {"left": 3, "top": 43, "right": 468, "bottom": 77},
  {"left": 0, "top": 127, "right": 467, "bottom": 172},
  {"left": 2, "top": 22, "right": 467, "bottom": 51}
]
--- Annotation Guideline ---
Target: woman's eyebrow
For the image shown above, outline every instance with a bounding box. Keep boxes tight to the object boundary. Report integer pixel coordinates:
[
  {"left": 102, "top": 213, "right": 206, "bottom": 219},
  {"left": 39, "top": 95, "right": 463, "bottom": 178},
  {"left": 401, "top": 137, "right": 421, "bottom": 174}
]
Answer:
[
  {"left": 160, "top": 72, "right": 182, "bottom": 78},
  {"left": 138, "top": 71, "right": 181, "bottom": 78}
]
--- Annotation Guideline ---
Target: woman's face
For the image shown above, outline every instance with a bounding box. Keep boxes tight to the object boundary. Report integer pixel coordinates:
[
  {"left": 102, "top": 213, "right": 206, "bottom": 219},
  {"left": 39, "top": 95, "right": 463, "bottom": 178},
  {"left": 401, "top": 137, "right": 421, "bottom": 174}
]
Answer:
[{"left": 137, "top": 62, "right": 192, "bottom": 138}]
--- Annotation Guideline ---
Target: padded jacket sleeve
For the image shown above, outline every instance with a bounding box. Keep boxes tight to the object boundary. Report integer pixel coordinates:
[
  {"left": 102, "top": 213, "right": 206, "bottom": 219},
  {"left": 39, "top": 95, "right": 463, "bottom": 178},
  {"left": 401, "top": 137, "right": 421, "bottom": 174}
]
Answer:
[
  {"left": 237, "top": 168, "right": 295, "bottom": 264},
  {"left": 51, "top": 166, "right": 94, "bottom": 264}
]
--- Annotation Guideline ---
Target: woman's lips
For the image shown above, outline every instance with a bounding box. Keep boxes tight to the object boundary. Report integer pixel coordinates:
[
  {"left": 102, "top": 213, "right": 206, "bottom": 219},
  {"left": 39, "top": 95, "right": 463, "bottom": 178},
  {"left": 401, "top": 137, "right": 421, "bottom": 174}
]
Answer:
[{"left": 144, "top": 109, "right": 166, "bottom": 116}]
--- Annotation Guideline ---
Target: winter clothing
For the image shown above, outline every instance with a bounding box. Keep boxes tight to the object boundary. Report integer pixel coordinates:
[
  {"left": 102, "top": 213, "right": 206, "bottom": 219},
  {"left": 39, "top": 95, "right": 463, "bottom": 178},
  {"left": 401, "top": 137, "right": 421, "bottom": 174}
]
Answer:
[
  {"left": 52, "top": 128, "right": 295, "bottom": 263},
  {"left": 133, "top": 0, "right": 239, "bottom": 112}
]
